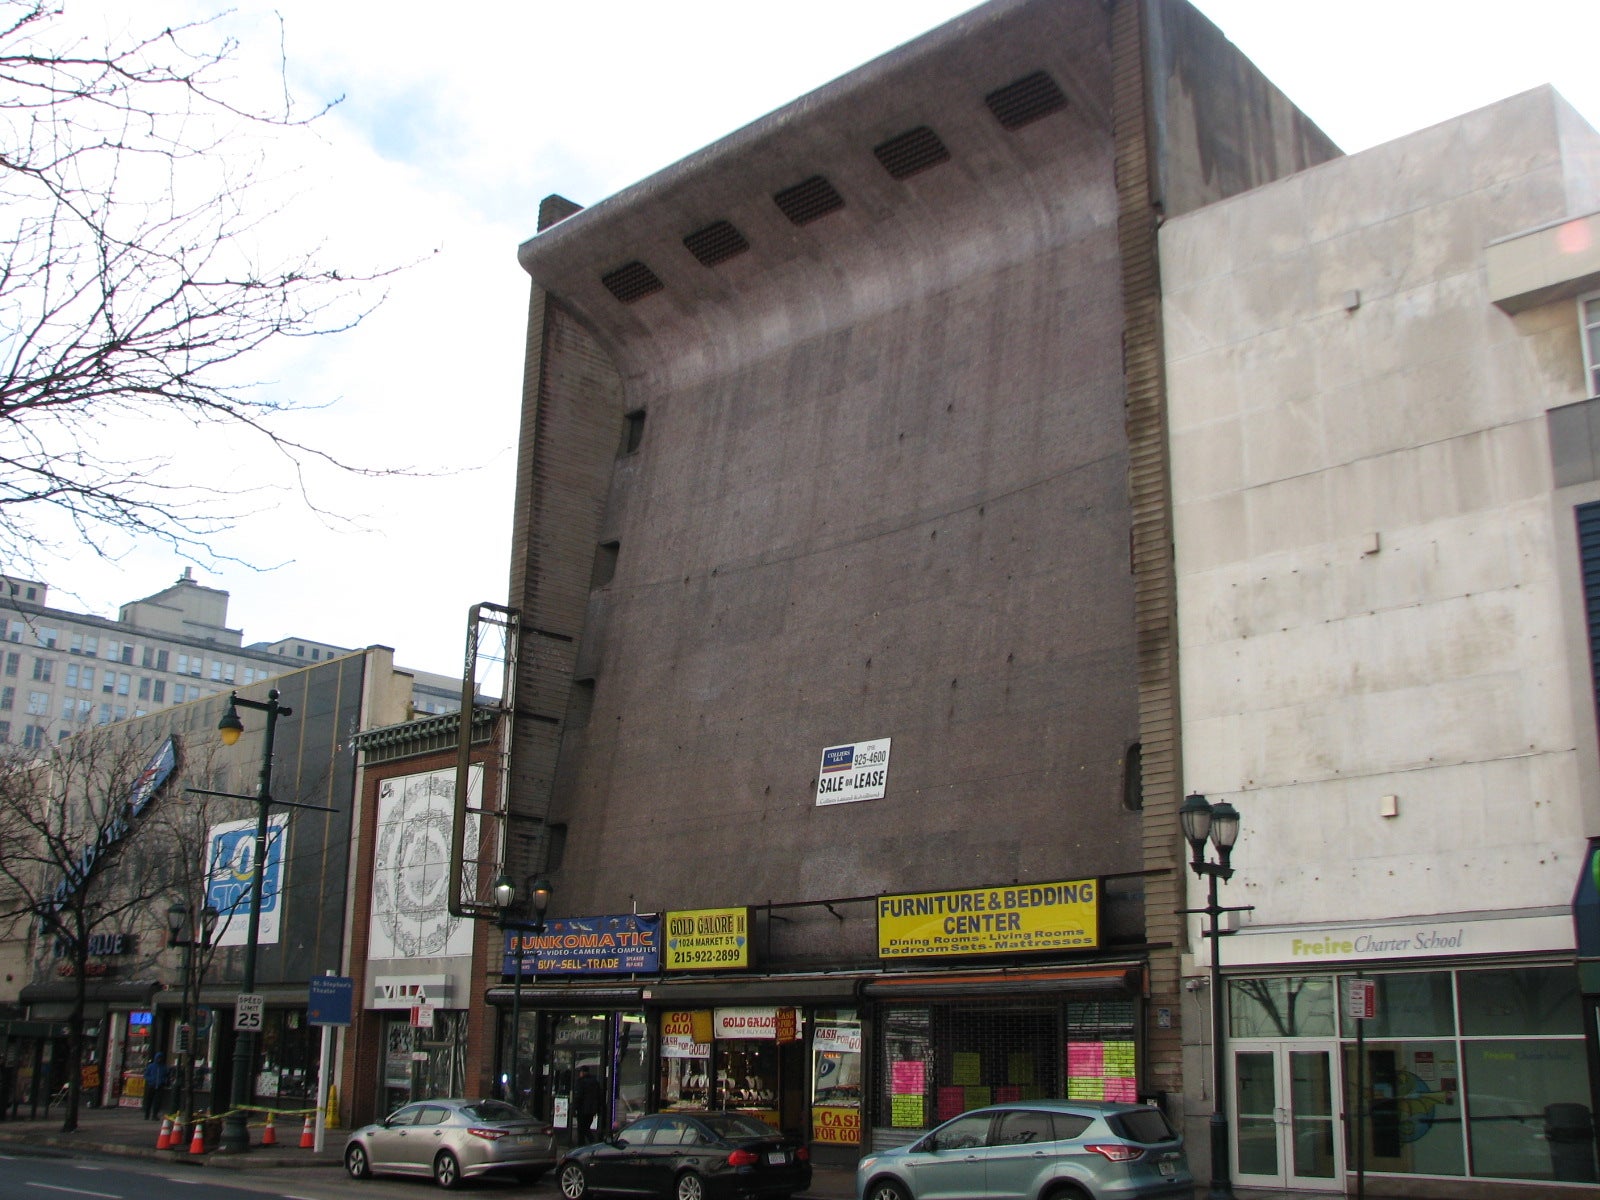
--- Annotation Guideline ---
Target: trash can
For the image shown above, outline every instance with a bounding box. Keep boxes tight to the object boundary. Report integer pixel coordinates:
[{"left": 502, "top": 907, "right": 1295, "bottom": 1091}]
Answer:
[{"left": 1544, "top": 1103, "right": 1596, "bottom": 1182}]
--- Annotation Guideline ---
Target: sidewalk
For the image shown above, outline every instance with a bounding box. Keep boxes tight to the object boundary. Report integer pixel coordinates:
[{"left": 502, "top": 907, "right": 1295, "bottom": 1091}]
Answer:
[
  {"left": 0, "top": 1102, "right": 345, "bottom": 1170},
  {"left": 0, "top": 1110, "right": 1429, "bottom": 1200}
]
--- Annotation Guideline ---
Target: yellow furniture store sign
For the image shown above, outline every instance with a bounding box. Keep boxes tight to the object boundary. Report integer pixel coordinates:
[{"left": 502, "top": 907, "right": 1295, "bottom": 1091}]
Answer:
[
  {"left": 665, "top": 907, "right": 751, "bottom": 971},
  {"left": 877, "top": 880, "right": 1099, "bottom": 959}
]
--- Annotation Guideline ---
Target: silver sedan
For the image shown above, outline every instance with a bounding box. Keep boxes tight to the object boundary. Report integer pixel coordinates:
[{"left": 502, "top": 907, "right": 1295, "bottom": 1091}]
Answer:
[{"left": 345, "top": 1098, "right": 558, "bottom": 1189}]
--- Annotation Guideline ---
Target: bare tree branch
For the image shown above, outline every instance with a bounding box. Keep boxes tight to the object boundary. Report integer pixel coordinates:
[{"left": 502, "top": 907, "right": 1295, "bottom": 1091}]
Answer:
[{"left": 0, "top": 2, "right": 413, "bottom": 572}]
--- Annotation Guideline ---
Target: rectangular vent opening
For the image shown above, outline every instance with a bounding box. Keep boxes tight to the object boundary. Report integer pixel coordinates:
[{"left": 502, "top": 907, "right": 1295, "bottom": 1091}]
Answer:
[
  {"left": 873, "top": 126, "right": 951, "bottom": 180},
  {"left": 600, "top": 261, "right": 664, "bottom": 303},
  {"left": 773, "top": 175, "right": 845, "bottom": 226},
  {"left": 683, "top": 220, "right": 750, "bottom": 267},
  {"left": 985, "top": 70, "right": 1068, "bottom": 130}
]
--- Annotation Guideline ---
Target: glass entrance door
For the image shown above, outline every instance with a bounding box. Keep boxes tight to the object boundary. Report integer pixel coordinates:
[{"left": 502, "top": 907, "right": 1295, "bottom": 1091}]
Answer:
[{"left": 1233, "top": 1042, "right": 1341, "bottom": 1191}]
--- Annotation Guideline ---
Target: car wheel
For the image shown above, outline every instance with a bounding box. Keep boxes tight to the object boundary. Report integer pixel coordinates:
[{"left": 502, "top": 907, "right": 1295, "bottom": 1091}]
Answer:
[
  {"left": 434, "top": 1149, "right": 463, "bottom": 1190},
  {"left": 675, "top": 1172, "right": 706, "bottom": 1200},
  {"left": 560, "top": 1162, "right": 590, "bottom": 1199},
  {"left": 867, "top": 1180, "right": 909, "bottom": 1200},
  {"left": 344, "top": 1142, "right": 371, "bottom": 1180}
]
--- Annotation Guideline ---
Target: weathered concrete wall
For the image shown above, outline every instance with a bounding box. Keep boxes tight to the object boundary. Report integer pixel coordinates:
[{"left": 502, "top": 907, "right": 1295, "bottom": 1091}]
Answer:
[
  {"left": 1163, "top": 86, "right": 1600, "bottom": 932},
  {"left": 1145, "top": 0, "right": 1341, "bottom": 218},
  {"left": 516, "top": 0, "right": 1143, "bottom": 922}
]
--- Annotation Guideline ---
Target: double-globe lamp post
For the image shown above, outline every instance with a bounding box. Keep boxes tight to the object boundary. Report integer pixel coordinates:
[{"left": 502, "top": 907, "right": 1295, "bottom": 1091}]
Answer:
[
  {"left": 1180, "top": 792, "right": 1247, "bottom": 1200},
  {"left": 494, "top": 873, "right": 552, "bottom": 1112},
  {"left": 165, "top": 901, "right": 218, "bottom": 1140},
  {"left": 216, "top": 688, "right": 292, "bottom": 1154}
]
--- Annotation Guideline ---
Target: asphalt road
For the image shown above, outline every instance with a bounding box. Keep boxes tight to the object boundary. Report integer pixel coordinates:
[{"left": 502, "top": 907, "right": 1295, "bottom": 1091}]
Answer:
[{"left": 0, "top": 1145, "right": 544, "bottom": 1200}]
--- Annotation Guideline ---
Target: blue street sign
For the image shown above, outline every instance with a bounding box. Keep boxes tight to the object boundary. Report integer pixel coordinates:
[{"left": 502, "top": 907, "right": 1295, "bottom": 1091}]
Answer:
[{"left": 308, "top": 975, "right": 355, "bottom": 1026}]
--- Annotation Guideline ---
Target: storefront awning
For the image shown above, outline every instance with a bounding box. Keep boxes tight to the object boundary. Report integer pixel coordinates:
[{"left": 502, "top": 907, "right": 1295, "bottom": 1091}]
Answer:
[
  {"left": 19, "top": 980, "right": 159, "bottom": 1010},
  {"left": 641, "top": 975, "right": 871, "bottom": 1005},
  {"left": 861, "top": 964, "right": 1142, "bottom": 999},
  {"left": 485, "top": 984, "right": 647, "bottom": 1008}
]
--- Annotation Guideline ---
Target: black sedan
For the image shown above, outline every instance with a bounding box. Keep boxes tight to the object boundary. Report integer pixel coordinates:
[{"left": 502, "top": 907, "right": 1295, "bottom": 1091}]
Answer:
[{"left": 558, "top": 1112, "right": 811, "bottom": 1200}]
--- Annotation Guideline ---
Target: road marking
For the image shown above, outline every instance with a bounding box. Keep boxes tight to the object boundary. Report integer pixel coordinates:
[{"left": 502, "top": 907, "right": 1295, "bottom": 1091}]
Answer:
[{"left": 25, "top": 1185, "right": 121, "bottom": 1199}]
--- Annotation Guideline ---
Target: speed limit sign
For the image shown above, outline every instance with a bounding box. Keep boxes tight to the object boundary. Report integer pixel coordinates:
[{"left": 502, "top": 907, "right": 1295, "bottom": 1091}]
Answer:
[{"left": 234, "top": 993, "right": 265, "bottom": 1031}]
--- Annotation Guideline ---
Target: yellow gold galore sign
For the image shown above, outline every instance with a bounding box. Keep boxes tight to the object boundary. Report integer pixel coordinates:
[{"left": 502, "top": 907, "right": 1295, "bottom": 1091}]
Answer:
[
  {"left": 877, "top": 880, "right": 1099, "bottom": 959},
  {"left": 665, "top": 907, "right": 750, "bottom": 971}
]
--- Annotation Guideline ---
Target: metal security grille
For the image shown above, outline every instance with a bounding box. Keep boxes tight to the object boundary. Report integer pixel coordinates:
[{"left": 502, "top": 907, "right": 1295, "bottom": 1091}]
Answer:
[
  {"left": 873, "top": 995, "right": 1140, "bottom": 1148},
  {"left": 772, "top": 176, "right": 846, "bottom": 226},
  {"left": 984, "top": 70, "right": 1068, "bottom": 130},
  {"left": 683, "top": 220, "right": 751, "bottom": 267},
  {"left": 872, "top": 126, "right": 951, "bottom": 181},
  {"left": 600, "top": 260, "right": 665, "bottom": 303}
]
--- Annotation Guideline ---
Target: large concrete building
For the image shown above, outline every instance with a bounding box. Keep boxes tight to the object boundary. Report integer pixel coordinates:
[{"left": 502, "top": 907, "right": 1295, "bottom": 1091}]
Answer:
[
  {"left": 1164, "top": 88, "right": 1600, "bottom": 1194},
  {"left": 491, "top": 0, "right": 1334, "bottom": 1162},
  {"left": 0, "top": 570, "right": 459, "bottom": 753}
]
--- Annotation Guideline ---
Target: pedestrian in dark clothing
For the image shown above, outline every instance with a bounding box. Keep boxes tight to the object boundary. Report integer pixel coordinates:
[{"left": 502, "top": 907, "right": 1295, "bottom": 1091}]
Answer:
[
  {"left": 142, "top": 1053, "right": 168, "bottom": 1120},
  {"left": 570, "top": 1065, "right": 603, "bottom": 1144}
]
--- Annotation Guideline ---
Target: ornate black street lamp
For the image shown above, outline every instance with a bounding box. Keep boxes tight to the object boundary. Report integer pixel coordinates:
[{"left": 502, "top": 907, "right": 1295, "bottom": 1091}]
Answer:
[
  {"left": 1181, "top": 792, "right": 1250, "bottom": 1200},
  {"left": 215, "top": 688, "right": 292, "bottom": 1154},
  {"left": 166, "top": 901, "right": 218, "bottom": 1142},
  {"left": 494, "top": 873, "right": 551, "bottom": 1112}
]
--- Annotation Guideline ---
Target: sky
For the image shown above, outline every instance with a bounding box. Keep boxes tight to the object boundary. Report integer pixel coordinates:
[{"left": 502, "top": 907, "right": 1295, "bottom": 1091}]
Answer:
[{"left": 29, "top": 0, "right": 1600, "bottom": 678}]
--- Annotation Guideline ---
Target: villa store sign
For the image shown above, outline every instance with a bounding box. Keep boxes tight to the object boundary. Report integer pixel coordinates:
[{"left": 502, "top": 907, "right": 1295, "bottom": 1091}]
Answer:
[{"left": 815, "top": 738, "right": 891, "bottom": 806}]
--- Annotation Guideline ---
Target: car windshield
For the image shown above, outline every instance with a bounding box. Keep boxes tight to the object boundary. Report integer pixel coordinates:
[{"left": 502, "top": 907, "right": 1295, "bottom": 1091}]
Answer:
[
  {"left": 460, "top": 1101, "right": 525, "bottom": 1123},
  {"left": 1112, "top": 1107, "right": 1177, "bottom": 1144},
  {"left": 698, "top": 1114, "right": 779, "bottom": 1141}
]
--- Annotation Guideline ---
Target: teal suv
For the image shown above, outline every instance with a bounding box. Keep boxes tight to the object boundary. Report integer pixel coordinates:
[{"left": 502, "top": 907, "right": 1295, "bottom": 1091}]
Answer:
[{"left": 855, "top": 1100, "right": 1191, "bottom": 1200}]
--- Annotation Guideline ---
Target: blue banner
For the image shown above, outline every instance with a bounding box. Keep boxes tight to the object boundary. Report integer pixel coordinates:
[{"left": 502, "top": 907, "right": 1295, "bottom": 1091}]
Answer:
[{"left": 503, "top": 913, "right": 661, "bottom": 975}]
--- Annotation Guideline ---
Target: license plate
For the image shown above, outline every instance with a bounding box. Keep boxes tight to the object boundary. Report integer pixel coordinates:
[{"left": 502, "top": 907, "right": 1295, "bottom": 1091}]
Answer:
[
  {"left": 1158, "top": 1161, "right": 1175, "bottom": 1177},
  {"left": 767, "top": 1152, "right": 787, "bottom": 1165}
]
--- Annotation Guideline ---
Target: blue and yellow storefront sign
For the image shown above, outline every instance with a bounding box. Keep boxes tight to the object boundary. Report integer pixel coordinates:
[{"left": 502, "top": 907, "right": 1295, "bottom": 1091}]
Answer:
[
  {"left": 665, "top": 907, "right": 750, "bottom": 971},
  {"left": 877, "top": 880, "right": 1098, "bottom": 959},
  {"left": 503, "top": 913, "right": 661, "bottom": 975}
]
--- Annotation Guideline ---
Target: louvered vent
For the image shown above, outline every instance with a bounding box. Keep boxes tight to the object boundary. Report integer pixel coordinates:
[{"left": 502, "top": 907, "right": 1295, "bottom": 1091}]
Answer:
[
  {"left": 683, "top": 220, "right": 750, "bottom": 267},
  {"left": 985, "top": 70, "right": 1068, "bottom": 130},
  {"left": 773, "top": 176, "right": 845, "bottom": 226},
  {"left": 873, "top": 126, "right": 951, "bottom": 180},
  {"left": 600, "top": 261, "right": 664, "bottom": 304}
]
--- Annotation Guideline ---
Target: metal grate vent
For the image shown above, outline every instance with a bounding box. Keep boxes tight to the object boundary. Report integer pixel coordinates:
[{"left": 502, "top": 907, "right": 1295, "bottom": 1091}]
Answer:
[
  {"left": 984, "top": 70, "right": 1068, "bottom": 130},
  {"left": 600, "top": 261, "right": 664, "bottom": 304},
  {"left": 873, "top": 126, "right": 951, "bottom": 180},
  {"left": 682, "top": 220, "right": 751, "bottom": 267},
  {"left": 772, "top": 175, "right": 845, "bottom": 226}
]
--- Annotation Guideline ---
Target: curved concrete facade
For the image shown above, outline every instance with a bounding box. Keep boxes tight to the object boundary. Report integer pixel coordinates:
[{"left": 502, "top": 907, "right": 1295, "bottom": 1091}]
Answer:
[{"left": 516, "top": 0, "right": 1137, "bottom": 914}]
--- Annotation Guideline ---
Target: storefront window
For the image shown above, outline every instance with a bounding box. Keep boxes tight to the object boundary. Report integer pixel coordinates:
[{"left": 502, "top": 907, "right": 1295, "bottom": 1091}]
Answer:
[
  {"left": 1342, "top": 1040, "right": 1465, "bottom": 1177},
  {"left": 717, "top": 1040, "right": 779, "bottom": 1120},
  {"left": 255, "top": 1008, "right": 316, "bottom": 1107},
  {"left": 811, "top": 1009, "right": 861, "bottom": 1146},
  {"left": 1231, "top": 977, "right": 1334, "bottom": 1038},
  {"left": 660, "top": 1011, "right": 712, "bottom": 1111},
  {"left": 617, "top": 1014, "right": 650, "bottom": 1131},
  {"left": 1341, "top": 972, "right": 1454, "bottom": 1039},
  {"left": 383, "top": 1011, "right": 470, "bottom": 1114},
  {"left": 1464, "top": 1039, "right": 1595, "bottom": 1182},
  {"left": 1065, "top": 998, "right": 1134, "bottom": 1103},
  {"left": 876, "top": 998, "right": 1112, "bottom": 1133},
  {"left": 1458, "top": 967, "right": 1581, "bottom": 1037}
]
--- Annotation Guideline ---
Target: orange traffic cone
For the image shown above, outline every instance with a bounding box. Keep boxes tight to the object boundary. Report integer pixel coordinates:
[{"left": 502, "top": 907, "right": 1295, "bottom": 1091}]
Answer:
[
  {"left": 155, "top": 1115, "right": 172, "bottom": 1150},
  {"left": 298, "top": 1114, "right": 315, "bottom": 1149},
  {"left": 261, "top": 1112, "right": 277, "bottom": 1147},
  {"left": 188, "top": 1119, "right": 206, "bottom": 1155}
]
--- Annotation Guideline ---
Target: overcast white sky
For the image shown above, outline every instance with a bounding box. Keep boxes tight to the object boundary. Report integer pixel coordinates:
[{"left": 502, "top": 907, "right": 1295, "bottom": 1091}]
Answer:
[{"left": 37, "top": 0, "right": 1600, "bottom": 677}]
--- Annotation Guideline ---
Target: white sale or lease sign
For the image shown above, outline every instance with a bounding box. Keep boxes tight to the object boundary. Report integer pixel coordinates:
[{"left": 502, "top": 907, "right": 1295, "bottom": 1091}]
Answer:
[{"left": 815, "top": 738, "right": 891, "bottom": 806}]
